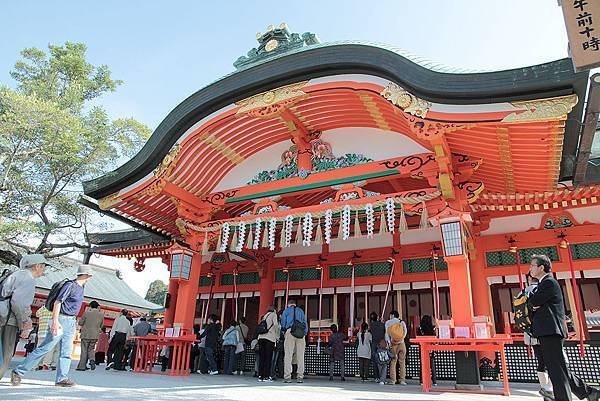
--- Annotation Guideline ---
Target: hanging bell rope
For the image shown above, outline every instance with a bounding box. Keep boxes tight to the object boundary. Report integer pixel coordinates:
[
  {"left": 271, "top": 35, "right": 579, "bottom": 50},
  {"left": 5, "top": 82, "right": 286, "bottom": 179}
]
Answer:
[
  {"left": 314, "top": 218, "right": 323, "bottom": 246},
  {"left": 419, "top": 201, "right": 429, "bottom": 229},
  {"left": 399, "top": 204, "right": 408, "bottom": 232}
]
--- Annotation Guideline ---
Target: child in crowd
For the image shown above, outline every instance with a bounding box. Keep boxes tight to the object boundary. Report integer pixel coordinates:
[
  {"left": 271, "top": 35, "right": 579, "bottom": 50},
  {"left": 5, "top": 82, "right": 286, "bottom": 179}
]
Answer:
[
  {"left": 328, "top": 324, "right": 346, "bottom": 381},
  {"left": 356, "top": 322, "right": 372, "bottom": 381},
  {"left": 375, "top": 338, "right": 394, "bottom": 385}
]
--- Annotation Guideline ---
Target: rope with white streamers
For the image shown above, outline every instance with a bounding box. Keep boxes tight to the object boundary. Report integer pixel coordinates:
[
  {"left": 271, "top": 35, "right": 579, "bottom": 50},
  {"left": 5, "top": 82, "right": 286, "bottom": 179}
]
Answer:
[
  {"left": 235, "top": 221, "right": 245, "bottom": 252},
  {"left": 324, "top": 209, "right": 333, "bottom": 244},
  {"left": 268, "top": 218, "right": 277, "bottom": 250},
  {"left": 341, "top": 205, "right": 351, "bottom": 240},
  {"left": 302, "top": 212, "right": 313, "bottom": 246},
  {"left": 253, "top": 218, "right": 262, "bottom": 250},
  {"left": 219, "top": 222, "right": 230, "bottom": 252},
  {"left": 284, "top": 215, "right": 294, "bottom": 247},
  {"left": 365, "top": 203, "right": 374, "bottom": 238}
]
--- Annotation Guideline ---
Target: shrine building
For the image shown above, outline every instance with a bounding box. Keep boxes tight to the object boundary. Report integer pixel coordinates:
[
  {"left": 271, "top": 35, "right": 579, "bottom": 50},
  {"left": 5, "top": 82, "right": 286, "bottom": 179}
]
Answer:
[{"left": 81, "top": 24, "right": 600, "bottom": 381}]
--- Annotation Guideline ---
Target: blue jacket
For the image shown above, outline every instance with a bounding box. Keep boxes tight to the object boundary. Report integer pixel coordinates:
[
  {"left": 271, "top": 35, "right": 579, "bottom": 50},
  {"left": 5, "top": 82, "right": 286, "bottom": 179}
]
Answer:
[{"left": 280, "top": 305, "right": 308, "bottom": 335}]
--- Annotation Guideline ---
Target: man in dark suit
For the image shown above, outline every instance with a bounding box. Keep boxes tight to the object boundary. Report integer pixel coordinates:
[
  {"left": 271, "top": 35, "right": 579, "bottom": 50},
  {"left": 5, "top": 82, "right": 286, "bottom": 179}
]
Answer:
[{"left": 528, "top": 254, "right": 599, "bottom": 401}]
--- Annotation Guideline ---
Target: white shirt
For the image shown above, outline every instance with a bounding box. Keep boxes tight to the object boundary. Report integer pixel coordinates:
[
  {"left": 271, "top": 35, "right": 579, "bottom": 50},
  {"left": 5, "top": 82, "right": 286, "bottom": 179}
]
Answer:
[{"left": 110, "top": 315, "right": 132, "bottom": 339}]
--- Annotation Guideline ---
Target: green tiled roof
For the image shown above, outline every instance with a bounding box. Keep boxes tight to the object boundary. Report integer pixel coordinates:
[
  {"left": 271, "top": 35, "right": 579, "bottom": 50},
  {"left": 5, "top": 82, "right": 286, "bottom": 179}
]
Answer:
[{"left": 35, "top": 263, "right": 162, "bottom": 311}]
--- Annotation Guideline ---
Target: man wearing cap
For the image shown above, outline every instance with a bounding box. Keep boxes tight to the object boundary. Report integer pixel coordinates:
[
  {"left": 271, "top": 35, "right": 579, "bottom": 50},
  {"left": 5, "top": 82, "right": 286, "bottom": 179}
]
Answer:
[
  {"left": 11, "top": 264, "right": 93, "bottom": 387},
  {"left": 0, "top": 254, "right": 49, "bottom": 380}
]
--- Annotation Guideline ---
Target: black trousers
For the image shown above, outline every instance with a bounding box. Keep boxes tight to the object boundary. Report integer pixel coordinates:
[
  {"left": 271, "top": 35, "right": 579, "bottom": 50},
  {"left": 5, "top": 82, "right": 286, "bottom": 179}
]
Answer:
[
  {"left": 538, "top": 335, "right": 592, "bottom": 401},
  {"left": 258, "top": 339, "right": 274, "bottom": 379},
  {"left": 359, "top": 357, "right": 370, "bottom": 379},
  {"left": 107, "top": 332, "right": 127, "bottom": 370}
]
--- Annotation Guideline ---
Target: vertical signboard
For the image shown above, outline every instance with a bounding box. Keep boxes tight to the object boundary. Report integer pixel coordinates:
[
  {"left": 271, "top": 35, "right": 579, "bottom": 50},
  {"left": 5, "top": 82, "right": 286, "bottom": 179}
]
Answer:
[{"left": 562, "top": 0, "right": 600, "bottom": 71}]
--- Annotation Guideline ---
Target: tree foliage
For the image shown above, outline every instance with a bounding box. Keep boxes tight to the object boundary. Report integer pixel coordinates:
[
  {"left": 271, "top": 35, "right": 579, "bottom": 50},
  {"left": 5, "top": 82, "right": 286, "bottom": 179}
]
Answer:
[
  {"left": 0, "top": 42, "right": 151, "bottom": 264},
  {"left": 145, "top": 280, "right": 168, "bottom": 306}
]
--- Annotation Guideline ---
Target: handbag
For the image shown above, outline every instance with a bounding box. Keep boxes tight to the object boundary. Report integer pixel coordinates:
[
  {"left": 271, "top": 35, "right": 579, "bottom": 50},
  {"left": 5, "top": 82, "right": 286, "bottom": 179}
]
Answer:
[
  {"left": 290, "top": 307, "right": 306, "bottom": 339},
  {"left": 235, "top": 341, "right": 245, "bottom": 354}
]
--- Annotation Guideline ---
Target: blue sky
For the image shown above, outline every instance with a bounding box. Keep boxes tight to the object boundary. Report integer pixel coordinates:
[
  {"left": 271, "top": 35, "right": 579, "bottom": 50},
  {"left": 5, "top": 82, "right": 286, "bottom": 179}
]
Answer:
[
  {"left": 0, "top": 1, "right": 572, "bottom": 295},
  {"left": 1, "top": 1, "right": 569, "bottom": 130}
]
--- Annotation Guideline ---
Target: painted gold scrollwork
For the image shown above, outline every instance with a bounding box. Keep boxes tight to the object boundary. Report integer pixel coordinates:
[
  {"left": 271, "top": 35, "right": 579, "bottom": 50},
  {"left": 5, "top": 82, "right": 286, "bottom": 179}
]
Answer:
[
  {"left": 98, "top": 193, "right": 122, "bottom": 210},
  {"left": 236, "top": 81, "right": 309, "bottom": 118},
  {"left": 502, "top": 94, "right": 578, "bottom": 123},
  {"left": 380, "top": 83, "right": 431, "bottom": 118},
  {"left": 154, "top": 144, "right": 181, "bottom": 180}
]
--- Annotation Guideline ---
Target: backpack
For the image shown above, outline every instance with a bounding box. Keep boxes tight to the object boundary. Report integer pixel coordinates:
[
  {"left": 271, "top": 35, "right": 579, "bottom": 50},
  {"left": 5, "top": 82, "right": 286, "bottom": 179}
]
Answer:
[
  {"left": 0, "top": 269, "right": 14, "bottom": 301},
  {"left": 290, "top": 306, "right": 306, "bottom": 339},
  {"left": 513, "top": 290, "right": 532, "bottom": 334},
  {"left": 255, "top": 312, "right": 274, "bottom": 336},
  {"left": 387, "top": 321, "right": 406, "bottom": 344},
  {"left": 45, "top": 279, "right": 73, "bottom": 311},
  {"left": 377, "top": 349, "right": 391, "bottom": 364}
]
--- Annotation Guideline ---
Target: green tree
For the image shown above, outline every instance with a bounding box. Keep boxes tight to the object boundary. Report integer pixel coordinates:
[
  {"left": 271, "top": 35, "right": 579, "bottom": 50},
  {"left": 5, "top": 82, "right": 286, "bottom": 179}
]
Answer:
[
  {"left": 0, "top": 42, "right": 151, "bottom": 265},
  {"left": 145, "top": 280, "right": 168, "bottom": 306}
]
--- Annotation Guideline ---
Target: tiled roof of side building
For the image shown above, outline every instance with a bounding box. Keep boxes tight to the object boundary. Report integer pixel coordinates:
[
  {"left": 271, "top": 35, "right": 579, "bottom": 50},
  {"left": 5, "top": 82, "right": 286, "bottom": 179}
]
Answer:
[{"left": 35, "top": 259, "right": 162, "bottom": 312}]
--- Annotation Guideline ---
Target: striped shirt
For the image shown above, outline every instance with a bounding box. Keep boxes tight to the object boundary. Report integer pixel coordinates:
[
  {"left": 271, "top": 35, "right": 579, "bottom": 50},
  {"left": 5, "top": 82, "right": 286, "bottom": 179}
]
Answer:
[{"left": 36, "top": 306, "right": 53, "bottom": 338}]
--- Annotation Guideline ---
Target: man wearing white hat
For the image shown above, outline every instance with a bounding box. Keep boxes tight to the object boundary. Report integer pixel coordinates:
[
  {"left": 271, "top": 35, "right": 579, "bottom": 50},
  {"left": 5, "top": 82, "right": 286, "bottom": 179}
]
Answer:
[
  {"left": 11, "top": 264, "right": 93, "bottom": 387},
  {"left": 0, "top": 254, "right": 49, "bottom": 380}
]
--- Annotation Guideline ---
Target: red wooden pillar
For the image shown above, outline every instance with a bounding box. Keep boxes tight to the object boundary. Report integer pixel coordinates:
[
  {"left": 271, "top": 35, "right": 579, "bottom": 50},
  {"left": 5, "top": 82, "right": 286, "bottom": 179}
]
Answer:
[
  {"left": 173, "top": 253, "right": 202, "bottom": 330},
  {"left": 164, "top": 279, "right": 179, "bottom": 327},
  {"left": 446, "top": 254, "right": 474, "bottom": 327},
  {"left": 258, "top": 260, "right": 275, "bottom": 319},
  {"left": 469, "top": 235, "right": 494, "bottom": 333}
]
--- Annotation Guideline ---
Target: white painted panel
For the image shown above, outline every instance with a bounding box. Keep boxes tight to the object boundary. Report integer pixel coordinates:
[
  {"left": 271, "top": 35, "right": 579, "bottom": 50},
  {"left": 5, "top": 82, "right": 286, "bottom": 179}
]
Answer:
[
  {"left": 412, "top": 281, "right": 431, "bottom": 289},
  {"left": 302, "top": 288, "right": 317, "bottom": 295},
  {"left": 437, "top": 280, "right": 449, "bottom": 288},
  {"left": 212, "top": 293, "right": 225, "bottom": 299},
  {"left": 320, "top": 128, "right": 430, "bottom": 160},
  {"left": 329, "top": 234, "right": 393, "bottom": 252},
  {"left": 487, "top": 276, "right": 503, "bottom": 285},
  {"left": 481, "top": 213, "right": 545, "bottom": 236},
  {"left": 583, "top": 270, "right": 600, "bottom": 278},
  {"left": 354, "top": 285, "right": 371, "bottom": 292},
  {"left": 336, "top": 287, "right": 352, "bottom": 294},
  {"left": 505, "top": 275, "right": 521, "bottom": 283},
  {"left": 288, "top": 289, "right": 301, "bottom": 296},
  {"left": 393, "top": 283, "right": 411, "bottom": 290},
  {"left": 277, "top": 242, "right": 323, "bottom": 257},
  {"left": 275, "top": 290, "right": 285, "bottom": 297},
  {"left": 200, "top": 293, "right": 210, "bottom": 300},
  {"left": 372, "top": 284, "right": 389, "bottom": 292},
  {"left": 239, "top": 292, "right": 254, "bottom": 298},
  {"left": 556, "top": 271, "right": 582, "bottom": 279},
  {"left": 567, "top": 205, "right": 600, "bottom": 224},
  {"left": 320, "top": 288, "right": 335, "bottom": 295},
  {"left": 400, "top": 227, "right": 440, "bottom": 245}
]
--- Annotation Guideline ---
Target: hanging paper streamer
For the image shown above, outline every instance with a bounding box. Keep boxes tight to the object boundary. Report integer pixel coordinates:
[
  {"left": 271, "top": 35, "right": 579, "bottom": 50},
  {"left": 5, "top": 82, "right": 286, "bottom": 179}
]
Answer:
[
  {"left": 302, "top": 212, "right": 313, "bottom": 246},
  {"left": 386, "top": 197, "right": 395, "bottom": 233},
  {"left": 215, "top": 231, "right": 222, "bottom": 253},
  {"left": 201, "top": 234, "right": 209, "bottom": 255},
  {"left": 219, "top": 222, "right": 230, "bottom": 253},
  {"left": 229, "top": 228, "right": 238, "bottom": 252},
  {"left": 295, "top": 219, "right": 303, "bottom": 244},
  {"left": 324, "top": 209, "right": 333, "bottom": 244},
  {"left": 419, "top": 202, "right": 429, "bottom": 229},
  {"left": 317, "top": 266, "right": 324, "bottom": 354},
  {"left": 341, "top": 205, "right": 351, "bottom": 240},
  {"left": 236, "top": 222, "right": 246, "bottom": 252},
  {"left": 245, "top": 223, "right": 254, "bottom": 249},
  {"left": 268, "top": 217, "right": 277, "bottom": 251},
  {"left": 284, "top": 215, "right": 294, "bottom": 247},
  {"left": 261, "top": 223, "right": 269, "bottom": 248},
  {"left": 379, "top": 206, "right": 388, "bottom": 236},
  {"left": 253, "top": 218, "right": 262, "bottom": 249},
  {"left": 365, "top": 203, "right": 374, "bottom": 238},
  {"left": 398, "top": 204, "right": 408, "bottom": 233},
  {"left": 353, "top": 210, "right": 361, "bottom": 238},
  {"left": 314, "top": 218, "right": 323, "bottom": 246}
]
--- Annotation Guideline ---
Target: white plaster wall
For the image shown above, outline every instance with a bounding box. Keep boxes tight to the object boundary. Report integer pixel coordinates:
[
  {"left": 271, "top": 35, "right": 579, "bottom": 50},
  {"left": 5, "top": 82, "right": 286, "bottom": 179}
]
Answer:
[
  {"left": 480, "top": 213, "right": 545, "bottom": 236},
  {"left": 567, "top": 205, "right": 600, "bottom": 224}
]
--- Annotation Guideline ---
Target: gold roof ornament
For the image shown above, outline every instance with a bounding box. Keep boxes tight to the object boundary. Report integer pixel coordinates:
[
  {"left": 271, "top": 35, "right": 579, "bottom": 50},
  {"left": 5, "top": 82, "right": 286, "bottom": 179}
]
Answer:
[
  {"left": 153, "top": 143, "right": 181, "bottom": 180},
  {"left": 501, "top": 94, "right": 578, "bottom": 123},
  {"left": 380, "top": 82, "right": 431, "bottom": 118},
  {"left": 235, "top": 81, "right": 309, "bottom": 116}
]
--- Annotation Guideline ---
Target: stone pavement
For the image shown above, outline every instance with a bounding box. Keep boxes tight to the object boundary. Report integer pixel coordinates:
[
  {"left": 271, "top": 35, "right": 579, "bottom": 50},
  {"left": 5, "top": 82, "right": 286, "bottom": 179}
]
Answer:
[{"left": 0, "top": 358, "right": 544, "bottom": 401}]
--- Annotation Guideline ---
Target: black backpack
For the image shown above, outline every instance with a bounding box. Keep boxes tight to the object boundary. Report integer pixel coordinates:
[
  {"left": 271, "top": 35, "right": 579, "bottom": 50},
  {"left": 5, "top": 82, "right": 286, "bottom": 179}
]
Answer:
[
  {"left": 0, "top": 269, "right": 14, "bottom": 301},
  {"left": 255, "top": 312, "right": 274, "bottom": 336},
  {"left": 45, "top": 278, "right": 73, "bottom": 311},
  {"left": 513, "top": 290, "right": 532, "bottom": 334}
]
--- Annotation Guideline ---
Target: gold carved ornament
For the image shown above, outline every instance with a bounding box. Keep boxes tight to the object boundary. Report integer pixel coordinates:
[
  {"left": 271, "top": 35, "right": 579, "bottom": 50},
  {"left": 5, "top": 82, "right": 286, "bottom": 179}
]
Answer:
[
  {"left": 235, "top": 81, "right": 309, "bottom": 118},
  {"left": 98, "top": 193, "right": 122, "bottom": 210},
  {"left": 501, "top": 94, "right": 578, "bottom": 123},
  {"left": 380, "top": 82, "right": 431, "bottom": 118}
]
